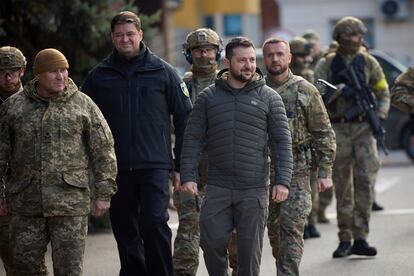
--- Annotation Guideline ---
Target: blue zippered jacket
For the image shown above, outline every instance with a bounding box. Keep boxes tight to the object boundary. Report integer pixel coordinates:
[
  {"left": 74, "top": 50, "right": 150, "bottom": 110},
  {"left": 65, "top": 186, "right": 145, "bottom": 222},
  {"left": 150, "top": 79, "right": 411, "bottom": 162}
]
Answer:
[{"left": 82, "top": 42, "right": 192, "bottom": 171}]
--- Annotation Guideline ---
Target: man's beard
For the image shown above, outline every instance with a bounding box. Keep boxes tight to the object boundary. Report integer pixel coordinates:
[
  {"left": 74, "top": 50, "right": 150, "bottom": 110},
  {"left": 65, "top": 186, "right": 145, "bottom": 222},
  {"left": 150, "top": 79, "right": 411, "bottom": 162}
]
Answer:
[
  {"left": 0, "top": 81, "right": 21, "bottom": 95},
  {"left": 291, "top": 59, "right": 309, "bottom": 71},
  {"left": 230, "top": 68, "right": 254, "bottom": 83},
  {"left": 266, "top": 64, "right": 288, "bottom": 76}
]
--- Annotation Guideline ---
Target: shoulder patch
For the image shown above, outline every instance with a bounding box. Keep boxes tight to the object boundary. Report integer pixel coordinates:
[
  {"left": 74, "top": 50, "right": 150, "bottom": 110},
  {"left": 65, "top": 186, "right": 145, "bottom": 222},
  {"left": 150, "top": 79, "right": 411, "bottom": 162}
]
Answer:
[{"left": 180, "top": 82, "right": 190, "bottom": 97}]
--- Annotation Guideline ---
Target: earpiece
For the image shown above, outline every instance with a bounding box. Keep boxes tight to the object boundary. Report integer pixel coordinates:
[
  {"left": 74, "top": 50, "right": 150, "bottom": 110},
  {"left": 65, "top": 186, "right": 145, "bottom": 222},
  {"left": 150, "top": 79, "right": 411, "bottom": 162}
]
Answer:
[{"left": 182, "top": 38, "right": 223, "bottom": 65}]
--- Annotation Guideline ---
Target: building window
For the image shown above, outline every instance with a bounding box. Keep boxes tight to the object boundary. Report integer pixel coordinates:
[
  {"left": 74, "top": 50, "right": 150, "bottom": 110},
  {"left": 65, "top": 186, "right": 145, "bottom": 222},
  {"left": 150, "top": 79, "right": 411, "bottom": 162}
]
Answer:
[
  {"left": 224, "top": 14, "right": 242, "bottom": 36},
  {"left": 204, "top": 16, "right": 214, "bottom": 29}
]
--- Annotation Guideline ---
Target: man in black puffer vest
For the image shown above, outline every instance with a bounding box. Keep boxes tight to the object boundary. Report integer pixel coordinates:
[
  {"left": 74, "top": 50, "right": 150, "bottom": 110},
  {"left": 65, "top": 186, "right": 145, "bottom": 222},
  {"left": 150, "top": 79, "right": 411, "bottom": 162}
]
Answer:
[{"left": 180, "top": 37, "right": 293, "bottom": 276}]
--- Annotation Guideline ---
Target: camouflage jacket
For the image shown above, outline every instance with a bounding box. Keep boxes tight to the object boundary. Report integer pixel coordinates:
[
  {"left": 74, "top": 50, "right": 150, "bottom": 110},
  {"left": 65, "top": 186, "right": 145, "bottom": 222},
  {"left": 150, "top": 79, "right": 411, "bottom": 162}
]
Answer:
[
  {"left": 392, "top": 67, "right": 414, "bottom": 113},
  {"left": 314, "top": 50, "right": 390, "bottom": 119},
  {"left": 290, "top": 65, "right": 315, "bottom": 84},
  {"left": 182, "top": 70, "right": 217, "bottom": 104},
  {"left": 266, "top": 71, "right": 336, "bottom": 178},
  {"left": 0, "top": 78, "right": 117, "bottom": 216}
]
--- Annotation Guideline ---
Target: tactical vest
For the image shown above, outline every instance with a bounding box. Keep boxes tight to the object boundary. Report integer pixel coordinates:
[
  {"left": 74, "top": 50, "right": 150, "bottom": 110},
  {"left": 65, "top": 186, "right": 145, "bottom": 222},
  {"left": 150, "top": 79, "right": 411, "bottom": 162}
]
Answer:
[
  {"left": 325, "top": 52, "right": 372, "bottom": 118},
  {"left": 271, "top": 75, "right": 311, "bottom": 155},
  {"left": 182, "top": 71, "right": 217, "bottom": 104}
]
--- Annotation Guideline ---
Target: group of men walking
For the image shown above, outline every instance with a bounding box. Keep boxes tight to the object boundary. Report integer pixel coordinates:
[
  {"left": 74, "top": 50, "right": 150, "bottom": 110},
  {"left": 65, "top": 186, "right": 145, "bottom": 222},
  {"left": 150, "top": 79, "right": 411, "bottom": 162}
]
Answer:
[{"left": 1, "top": 10, "right": 414, "bottom": 276}]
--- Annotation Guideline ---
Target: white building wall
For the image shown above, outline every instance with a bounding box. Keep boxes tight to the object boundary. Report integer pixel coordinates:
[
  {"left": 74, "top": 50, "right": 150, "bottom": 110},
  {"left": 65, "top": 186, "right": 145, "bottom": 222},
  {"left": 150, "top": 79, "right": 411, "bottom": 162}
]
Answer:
[{"left": 278, "top": 0, "right": 414, "bottom": 65}]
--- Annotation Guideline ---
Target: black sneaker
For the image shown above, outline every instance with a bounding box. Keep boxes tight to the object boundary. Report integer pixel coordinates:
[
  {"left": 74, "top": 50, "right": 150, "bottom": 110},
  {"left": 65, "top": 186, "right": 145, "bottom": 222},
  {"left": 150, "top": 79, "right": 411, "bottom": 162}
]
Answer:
[
  {"left": 303, "top": 225, "right": 310, "bottom": 240},
  {"left": 333, "top": 241, "right": 352, "bottom": 258},
  {"left": 307, "top": 224, "right": 321, "bottom": 238},
  {"left": 372, "top": 201, "right": 384, "bottom": 211},
  {"left": 351, "top": 239, "right": 377, "bottom": 256}
]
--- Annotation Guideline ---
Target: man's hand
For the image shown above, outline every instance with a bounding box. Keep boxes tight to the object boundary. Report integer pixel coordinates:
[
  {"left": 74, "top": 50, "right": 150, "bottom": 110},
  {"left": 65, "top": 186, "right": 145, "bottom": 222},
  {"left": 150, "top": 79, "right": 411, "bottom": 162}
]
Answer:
[
  {"left": 91, "top": 200, "right": 110, "bottom": 217},
  {"left": 172, "top": 171, "right": 181, "bottom": 192},
  {"left": 318, "top": 178, "right": 333, "bottom": 192},
  {"left": 0, "top": 197, "right": 8, "bottom": 216},
  {"left": 181, "top": 181, "right": 198, "bottom": 196},
  {"left": 272, "top": 185, "right": 289, "bottom": 203}
]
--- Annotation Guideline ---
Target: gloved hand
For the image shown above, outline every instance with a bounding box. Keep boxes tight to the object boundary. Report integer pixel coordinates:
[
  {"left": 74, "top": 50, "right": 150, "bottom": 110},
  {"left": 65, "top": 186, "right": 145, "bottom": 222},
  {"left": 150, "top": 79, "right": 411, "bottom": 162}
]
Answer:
[{"left": 337, "top": 83, "right": 357, "bottom": 98}]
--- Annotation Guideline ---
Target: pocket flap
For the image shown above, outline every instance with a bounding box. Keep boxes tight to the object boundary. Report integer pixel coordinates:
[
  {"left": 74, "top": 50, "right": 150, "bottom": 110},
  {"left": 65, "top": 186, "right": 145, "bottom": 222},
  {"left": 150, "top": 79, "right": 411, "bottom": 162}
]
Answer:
[
  {"left": 63, "top": 170, "right": 89, "bottom": 189},
  {"left": 6, "top": 174, "right": 32, "bottom": 194}
]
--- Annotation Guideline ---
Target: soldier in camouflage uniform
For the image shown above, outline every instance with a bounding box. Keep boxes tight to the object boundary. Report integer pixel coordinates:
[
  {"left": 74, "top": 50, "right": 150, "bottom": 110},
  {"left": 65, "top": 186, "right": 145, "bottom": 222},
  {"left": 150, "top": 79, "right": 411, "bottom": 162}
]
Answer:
[
  {"left": 392, "top": 67, "right": 414, "bottom": 151},
  {"left": 314, "top": 16, "right": 390, "bottom": 258},
  {"left": 0, "top": 48, "right": 117, "bottom": 275},
  {"left": 173, "top": 28, "right": 223, "bottom": 276},
  {"left": 392, "top": 67, "right": 414, "bottom": 113},
  {"left": 262, "top": 37, "right": 336, "bottom": 276},
  {"left": 289, "top": 37, "right": 323, "bottom": 239},
  {"left": 289, "top": 36, "right": 314, "bottom": 83},
  {"left": 0, "top": 46, "right": 26, "bottom": 275},
  {"left": 302, "top": 31, "right": 335, "bottom": 224},
  {"left": 302, "top": 31, "right": 324, "bottom": 71}
]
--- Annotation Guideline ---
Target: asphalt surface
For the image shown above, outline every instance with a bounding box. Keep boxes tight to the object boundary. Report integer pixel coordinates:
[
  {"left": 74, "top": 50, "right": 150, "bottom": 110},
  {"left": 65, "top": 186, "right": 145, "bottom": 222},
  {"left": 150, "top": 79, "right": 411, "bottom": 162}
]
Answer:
[{"left": 0, "top": 150, "right": 413, "bottom": 276}]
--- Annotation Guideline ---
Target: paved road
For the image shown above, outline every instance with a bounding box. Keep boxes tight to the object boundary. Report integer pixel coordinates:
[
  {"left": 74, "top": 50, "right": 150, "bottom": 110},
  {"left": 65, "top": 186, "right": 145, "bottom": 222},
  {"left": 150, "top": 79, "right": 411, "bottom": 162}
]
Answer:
[{"left": 1, "top": 150, "right": 413, "bottom": 275}]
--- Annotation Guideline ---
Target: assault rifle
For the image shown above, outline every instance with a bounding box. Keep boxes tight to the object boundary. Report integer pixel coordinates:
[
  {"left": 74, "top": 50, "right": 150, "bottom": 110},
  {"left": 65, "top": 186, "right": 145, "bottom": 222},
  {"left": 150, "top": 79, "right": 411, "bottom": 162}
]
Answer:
[
  {"left": 347, "top": 67, "right": 388, "bottom": 155},
  {"left": 317, "top": 66, "right": 388, "bottom": 155}
]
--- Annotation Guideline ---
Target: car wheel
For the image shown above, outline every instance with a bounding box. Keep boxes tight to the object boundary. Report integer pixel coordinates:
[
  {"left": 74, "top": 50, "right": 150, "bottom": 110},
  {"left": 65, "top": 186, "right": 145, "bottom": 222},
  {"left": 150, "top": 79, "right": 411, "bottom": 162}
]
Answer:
[{"left": 402, "top": 125, "right": 414, "bottom": 161}]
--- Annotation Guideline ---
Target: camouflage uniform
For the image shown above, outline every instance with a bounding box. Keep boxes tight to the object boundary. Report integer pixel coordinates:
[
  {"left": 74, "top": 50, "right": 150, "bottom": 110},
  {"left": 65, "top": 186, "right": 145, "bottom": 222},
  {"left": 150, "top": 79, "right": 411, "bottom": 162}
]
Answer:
[
  {"left": 392, "top": 67, "right": 414, "bottom": 113},
  {"left": 289, "top": 37, "right": 320, "bottom": 233},
  {"left": 301, "top": 32, "right": 334, "bottom": 223},
  {"left": 392, "top": 67, "right": 414, "bottom": 150},
  {"left": 173, "top": 28, "right": 221, "bottom": 276},
  {"left": 266, "top": 71, "right": 336, "bottom": 275},
  {"left": 0, "top": 46, "right": 27, "bottom": 276},
  {"left": 0, "top": 78, "right": 117, "bottom": 275},
  {"left": 314, "top": 17, "right": 390, "bottom": 255},
  {"left": 289, "top": 37, "right": 314, "bottom": 84}
]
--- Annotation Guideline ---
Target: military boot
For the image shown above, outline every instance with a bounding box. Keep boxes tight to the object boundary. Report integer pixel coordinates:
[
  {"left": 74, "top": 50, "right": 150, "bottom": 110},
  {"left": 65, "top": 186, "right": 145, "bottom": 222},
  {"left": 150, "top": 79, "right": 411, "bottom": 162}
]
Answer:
[
  {"left": 372, "top": 201, "right": 384, "bottom": 211},
  {"left": 350, "top": 239, "right": 377, "bottom": 256},
  {"left": 303, "top": 225, "right": 310, "bottom": 239},
  {"left": 307, "top": 224, "right": 321, "bottom": 238},
  {"left": 332, "top": 241, "right": 352, "bottom": 258},
  {"left": 317, "top": 210, "right": 330, "bottom": 223}
]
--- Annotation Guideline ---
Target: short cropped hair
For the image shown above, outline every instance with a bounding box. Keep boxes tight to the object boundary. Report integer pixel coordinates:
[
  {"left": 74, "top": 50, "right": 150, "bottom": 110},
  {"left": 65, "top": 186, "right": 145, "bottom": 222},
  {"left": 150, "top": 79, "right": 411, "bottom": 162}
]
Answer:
[
  {"left": 225, "top": 37, "right": 255, "bottom": 60},
  {"left": 262, "top": 37, "right": 290, "bottom": 52},
  {"left": 111, "top": 11, "right": 141, "bottom": 32}
]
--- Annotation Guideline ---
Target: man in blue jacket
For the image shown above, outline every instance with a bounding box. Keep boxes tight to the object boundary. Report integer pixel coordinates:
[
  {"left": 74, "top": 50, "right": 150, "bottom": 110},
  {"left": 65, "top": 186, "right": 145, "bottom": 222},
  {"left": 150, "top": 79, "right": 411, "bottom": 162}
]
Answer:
[{"left": 82, "top": 11, "right": 192, "bottom": 276}]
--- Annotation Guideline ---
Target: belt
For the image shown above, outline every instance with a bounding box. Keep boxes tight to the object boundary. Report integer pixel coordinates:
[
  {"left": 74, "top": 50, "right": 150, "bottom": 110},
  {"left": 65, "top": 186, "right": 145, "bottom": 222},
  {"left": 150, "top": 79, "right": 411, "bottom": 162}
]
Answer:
[{"left": 330, "top": 115, "right": 366, "bottom": 123}]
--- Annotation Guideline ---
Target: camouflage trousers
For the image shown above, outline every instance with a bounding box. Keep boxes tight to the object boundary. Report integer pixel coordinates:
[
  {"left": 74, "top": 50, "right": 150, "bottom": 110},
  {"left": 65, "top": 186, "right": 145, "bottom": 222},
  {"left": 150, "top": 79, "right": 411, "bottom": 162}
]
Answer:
[
  {"left": 0, "top": 216, "right": 14, "bottom": 275},
  {"left": 307, "top": 167, "right": 319, "bottom": 224},
  {"left": 307, "top": 166, "right": 334, "bottom": 222},
  {"left": 173, "top": 189, "right": 205, "bottom": 276},
  {"left": 10, "top": 214, "right": 88, "bottom": 276},
  {"left": 173, "top": 158, "right": 211, "bottom": 276},
  {"left": 267, "top": 174, "right": 312, "bottom": 276},
  {"left": 319, "top": 185, "right": 333, "bottom": 213},
  {"left": 332, "top": 122, "right": 379, "bottom": 242}
]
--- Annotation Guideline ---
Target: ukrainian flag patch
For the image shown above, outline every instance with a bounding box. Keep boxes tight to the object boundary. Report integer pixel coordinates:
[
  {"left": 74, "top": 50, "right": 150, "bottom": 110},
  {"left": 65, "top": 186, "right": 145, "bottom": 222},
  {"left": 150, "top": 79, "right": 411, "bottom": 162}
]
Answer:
[{"left": 180, "top": 82, "right": 190, "bottom": 97}]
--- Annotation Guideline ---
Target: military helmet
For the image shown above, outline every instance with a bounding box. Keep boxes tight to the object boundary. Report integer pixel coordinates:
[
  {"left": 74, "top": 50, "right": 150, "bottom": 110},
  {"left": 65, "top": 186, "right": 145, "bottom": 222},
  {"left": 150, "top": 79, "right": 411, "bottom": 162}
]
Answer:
[
  {"left": 302, "top": 30, "right": 320, "bottom": 43},
  {"left": 332, "top": 16, "right": 367, "bottom": 40},
  {"left": 184, "top": 28, "right": 221, "bottom": 51},
  {"left": 289, "top": 36, "right": 312, "bottom": 55},
  {"left": 0, "top": 46, "right": 27, "bottom": 70},
  {"left": 183, "top": 28, "right": 222, "bottom": 64}
]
